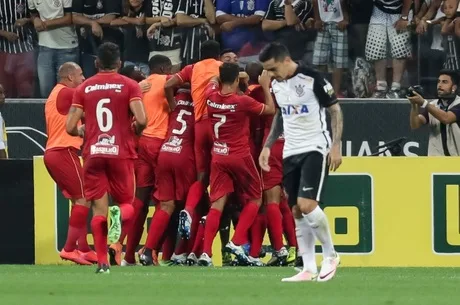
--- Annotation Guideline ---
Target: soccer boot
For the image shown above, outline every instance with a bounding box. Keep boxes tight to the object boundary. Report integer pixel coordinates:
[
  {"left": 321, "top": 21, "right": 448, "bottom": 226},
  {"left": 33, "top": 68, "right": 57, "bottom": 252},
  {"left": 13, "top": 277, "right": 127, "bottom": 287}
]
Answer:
[
  {"left": 60, "top": 249, "right": 92, "bottom": 265},
  {"left": 225, "top": 241, "right": 250, "bottom": 265},
  {"left": 159, "top": 260, "right": 174, "bottom": 266},
  {"left": 171, "top": 253, "right": 187, "bottom": 265},
  {"left": 108, "top": 206, "right": 122, "bottom": 244},
  {"left": 78, "top": 250, "right": 98, "bottom": 264},
  {"left": 294, "top": 255, "right": 304, "bottom": 272},
  {"left": 198, "top": 253, "right": 213, "bottom": 266},
  {"left": 108, "top": 242, "right": 122, "bottom": 266},
  {"left": 121, "top": 259, "right": 136, "bottom": 267},
  {"left": 318, "top": 252, "right": 340, "bottom": 282},
  {"left": 281, "top": 270, "right": 318, "bottom": 282},
  {"left": 139, "top": 249, "right": 159, "bottom": 266},
  {"left": 286, "top": 247, "right": 297, "bottom": 265},
  {"left": 95, "top": 264, "right": 110, "bottom": 274},
  {"left": 267, "top": 247, "right": 289, "bottom": 266},
  {"left": 178, "top": 210, "right": 192, "bottom": 239},
  {"left": 186, "top": 253, "right": 198, "bottom": 266},
  {"left": 222, "top": 252, "right": 233, "bottom": 266},
  {"left": 248, "top": 256, "right": 265, "bottom": 267}
]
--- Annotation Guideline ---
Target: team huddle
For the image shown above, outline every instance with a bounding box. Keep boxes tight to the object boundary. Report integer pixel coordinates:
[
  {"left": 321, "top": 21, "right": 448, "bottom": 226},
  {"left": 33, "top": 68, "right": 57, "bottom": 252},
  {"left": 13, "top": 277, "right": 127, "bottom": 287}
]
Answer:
[{"left": 43, "top": 40, "right": 344, "bottom": 282}]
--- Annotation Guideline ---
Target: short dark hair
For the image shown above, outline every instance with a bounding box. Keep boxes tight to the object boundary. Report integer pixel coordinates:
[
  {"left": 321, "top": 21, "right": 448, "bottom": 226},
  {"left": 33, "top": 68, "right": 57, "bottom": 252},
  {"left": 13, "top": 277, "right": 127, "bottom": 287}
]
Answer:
[
  {"left": 97, "top": 42, "right": 121, "bottom": 70},
  {"left": 439, "top": 69, "right": 459, "bottom": 86},
  {"left": 219, "top": 63, "right": 240, "bottom": 85},
  {"left": 245, "top": 61, "right": 263, "bottom": 84},
  {"left": 120, "top": 65, "right": 145, "bottom": 82},
  {"left": 201, "top": 40, "right": 221, "bottom": 60},
  {"left": 148, "top": 55, "right": 172, "bottom": 74},
  {"left": 220, "top": 48, "right": 235, "bottom": 57},
  {"left": 258, "top": 42, "right": 290, "bottom": 63}
]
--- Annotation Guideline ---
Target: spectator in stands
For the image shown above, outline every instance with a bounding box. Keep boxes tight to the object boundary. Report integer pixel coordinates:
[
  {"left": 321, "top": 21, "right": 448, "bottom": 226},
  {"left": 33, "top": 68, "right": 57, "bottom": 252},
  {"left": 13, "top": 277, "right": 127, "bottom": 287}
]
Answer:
[
  {"left": 146, "top": 0, "right": 182, "bottom": 72},
  {"left": 0, "top": 83, "right": 6, "bottom": 159},
  {"left": 348, "top": 0, "right": 373, "bottom": 60},
  {"left": 262, "top": 0, "right": 315, "bottom": 62},
  {"left": 176, "top": 0, "right": 216, "bottom": 66},
  {"left": 28, "top": 0, "right": 79, "bottom": 98},
  {"left": 409, "top": 69, "right": 460, "bottom": 156},
  {"left": 216, "top": 0, "right": 269, "bottom": 67},
  {"left": 0, "top": 0, "right": 35, "bottom": 98},
  {"left": 365, "top": 0, "right": 412, "bottom": 99},
  {"left": 220, "top": 48, "right": 238, "bottom": 63},
  {"left": 72, "top": 0, "right": 123, "bottom": 78},
  {"left": 312, "top": 0, "right": 349, "bottom": 97},
  {"left": 111, "top": 0, "right": 150, "bottom": 76}
]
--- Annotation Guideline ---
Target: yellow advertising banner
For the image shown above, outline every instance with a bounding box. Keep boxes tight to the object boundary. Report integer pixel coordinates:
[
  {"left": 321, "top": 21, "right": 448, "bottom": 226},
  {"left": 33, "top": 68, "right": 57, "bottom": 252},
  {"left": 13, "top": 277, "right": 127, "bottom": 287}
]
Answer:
[{"left": 34, "top": 156, "right": 460, "bottom": 266}]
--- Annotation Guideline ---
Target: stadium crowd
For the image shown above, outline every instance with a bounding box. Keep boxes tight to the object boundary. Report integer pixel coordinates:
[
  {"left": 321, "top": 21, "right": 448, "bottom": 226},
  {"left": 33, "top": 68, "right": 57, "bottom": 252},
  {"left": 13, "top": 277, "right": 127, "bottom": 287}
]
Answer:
[{"left": 0, "top": 0, "right": 459, "bottom": 100}]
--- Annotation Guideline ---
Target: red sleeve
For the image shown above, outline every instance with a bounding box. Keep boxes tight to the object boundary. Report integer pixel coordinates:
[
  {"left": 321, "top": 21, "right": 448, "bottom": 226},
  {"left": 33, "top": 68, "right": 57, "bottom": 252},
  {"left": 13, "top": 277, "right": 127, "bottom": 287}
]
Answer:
[
  {"left": 176, "top": 64, "right": 193, "bottom": 83},
  {"left": 248, "top": 86, "right": 265, "bottom": 104},
  {"left": 56, "top": 87, "right": 75, "bottom": 115},
  {"left": 241, "top": 95, "right": 265, "bottom": 116},
  {"left": 128, "top": 79, "right": 142, "bottom": 102},
  {"left": 72, "top": 85, "right": 85, "bottom": 109},
  {"left": 204, "top": 81, "right": 219, "bottom": 99}
]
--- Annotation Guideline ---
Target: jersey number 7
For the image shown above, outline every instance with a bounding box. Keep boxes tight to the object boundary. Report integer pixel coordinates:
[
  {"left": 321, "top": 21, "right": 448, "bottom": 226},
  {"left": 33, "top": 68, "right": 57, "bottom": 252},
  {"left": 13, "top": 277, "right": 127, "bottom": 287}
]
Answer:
[{"left": 213, "top": 114, "right": 226, "bottom": 139}]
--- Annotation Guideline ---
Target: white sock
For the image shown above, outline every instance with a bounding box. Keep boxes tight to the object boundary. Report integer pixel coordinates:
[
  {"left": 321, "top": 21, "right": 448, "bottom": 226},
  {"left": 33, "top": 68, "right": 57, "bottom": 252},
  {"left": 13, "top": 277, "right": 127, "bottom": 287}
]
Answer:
[
  {"left": 295, "top": 218, "right": 317, "bottom": 274},
  {"left": 391, "top": 82, "right": 401, "bottom": 91},
  {"left": 376, "top": 81, "right": 387, "bottom": 91},
  {"left": 303, "top": 206, "right": 335, "bottom": 259}
]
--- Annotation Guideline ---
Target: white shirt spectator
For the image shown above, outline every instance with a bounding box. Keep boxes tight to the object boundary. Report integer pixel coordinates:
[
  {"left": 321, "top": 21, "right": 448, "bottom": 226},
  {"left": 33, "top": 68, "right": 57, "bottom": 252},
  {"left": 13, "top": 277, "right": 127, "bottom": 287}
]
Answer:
[
  {"left": 317, "top": 0, "right": 343, "bottom": 23},
  {"left": 28, "top": 0, "right": 78, "bottom": 49}
]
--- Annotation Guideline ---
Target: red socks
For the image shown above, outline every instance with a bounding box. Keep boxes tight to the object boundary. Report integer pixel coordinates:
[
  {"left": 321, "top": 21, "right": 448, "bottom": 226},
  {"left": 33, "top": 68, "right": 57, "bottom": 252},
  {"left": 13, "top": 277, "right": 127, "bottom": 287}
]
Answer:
[
  {"left": 77, "top": 224, "right": 92, "bottom": 252},
  {"left": 185, "top": 181, "right": 205, "bottom": 214},
  {"left": 232, "top": 202, "right": 259, "bottom": 246},
  {"left": 145, "top": 210, "right": 171, "bottom": 250},
  {"left": 91, "top": 215, "right": 109, "bottom": 265},
  {"left": 125, "top": 198, "right": 148, "bottom": 263},
  {"left": 280, "top": 199, "right": 298, "bottom": 248},
  {"left": 191, "top": 218, "right": 205, "bottom": 254},
  {"left": 64, "top": 205, "right": 89, "bottom": 252},
  {"left": 249, "top": 213, "right": 267, "bottom": 257},
  {"left": 202, "top": 208, "right": 222, "bottom": 256},
  {"left": 266, "top": 203, "right": 284, "bottom": 251},
  {"left": 119, "top": 203, "right": 134, "bottom": 244}
]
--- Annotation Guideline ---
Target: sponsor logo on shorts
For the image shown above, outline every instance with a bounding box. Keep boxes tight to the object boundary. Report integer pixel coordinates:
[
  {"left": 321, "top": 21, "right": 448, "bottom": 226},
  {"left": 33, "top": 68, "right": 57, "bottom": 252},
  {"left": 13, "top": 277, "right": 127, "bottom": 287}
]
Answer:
[
  {"left": 213, "top": 142, "right": 229, "bottom": 155},
  {"left": 161, "top": 144, "right": 182, "bottom": 154}
]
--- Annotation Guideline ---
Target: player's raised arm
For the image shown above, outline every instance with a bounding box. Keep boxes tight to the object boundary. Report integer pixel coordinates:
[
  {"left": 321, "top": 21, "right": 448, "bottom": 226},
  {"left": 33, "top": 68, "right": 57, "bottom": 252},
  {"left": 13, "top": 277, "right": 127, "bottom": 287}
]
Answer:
[
  {"left": 258, "top": 70, "right": 276, "bottom": 115},
  {"left": 164, "top": 65, "right": 192, "bottom": 110}
]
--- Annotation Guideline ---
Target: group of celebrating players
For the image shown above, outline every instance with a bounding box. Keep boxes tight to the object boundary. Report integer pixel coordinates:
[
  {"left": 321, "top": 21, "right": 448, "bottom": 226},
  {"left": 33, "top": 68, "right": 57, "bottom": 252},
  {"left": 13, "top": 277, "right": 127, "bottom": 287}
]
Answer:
[{"left": 43, "top": 39, "right": 344, "bottom": 282}]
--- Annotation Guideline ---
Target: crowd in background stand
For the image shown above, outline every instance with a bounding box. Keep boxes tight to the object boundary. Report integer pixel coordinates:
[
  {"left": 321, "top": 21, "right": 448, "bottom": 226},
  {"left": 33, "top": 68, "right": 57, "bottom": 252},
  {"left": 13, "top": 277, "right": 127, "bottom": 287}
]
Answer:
[{"left": 0, "top": 0, "right": 458, "bottom": 99}]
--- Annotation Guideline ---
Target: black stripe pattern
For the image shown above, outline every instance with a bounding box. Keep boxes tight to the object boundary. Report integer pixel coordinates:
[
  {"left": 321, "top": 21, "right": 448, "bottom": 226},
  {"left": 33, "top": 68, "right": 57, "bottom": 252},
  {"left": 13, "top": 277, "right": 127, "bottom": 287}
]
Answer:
[{"left": 0, "top": 0, "right": 34, "bottom": 53}]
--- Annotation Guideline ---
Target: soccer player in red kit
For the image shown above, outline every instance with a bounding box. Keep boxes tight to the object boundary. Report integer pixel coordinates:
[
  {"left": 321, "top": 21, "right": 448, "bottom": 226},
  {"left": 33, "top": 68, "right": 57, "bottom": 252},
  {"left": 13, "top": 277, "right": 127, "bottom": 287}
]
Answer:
[
  {"left": 66, "top": 42, "right": 147, "bottom": 274},
  {"left": 164, "top": 40, "right": 222, "bottom": 240},
  {"left": 139, "top": 87, "right": 196, "bottom": 265},
  {"left": 44, "top": 62, "right": 97, "bottom": 265},
  {"left": 197, "top": 63, "right": 276, "bottom": 266}
]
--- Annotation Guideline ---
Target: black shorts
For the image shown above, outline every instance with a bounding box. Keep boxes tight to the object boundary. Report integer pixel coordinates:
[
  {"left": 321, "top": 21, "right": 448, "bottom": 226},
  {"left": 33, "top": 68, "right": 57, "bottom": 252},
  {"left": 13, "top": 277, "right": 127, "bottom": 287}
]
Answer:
[{"left": 282, "top": 151, "right": 328, "bottom": 207}]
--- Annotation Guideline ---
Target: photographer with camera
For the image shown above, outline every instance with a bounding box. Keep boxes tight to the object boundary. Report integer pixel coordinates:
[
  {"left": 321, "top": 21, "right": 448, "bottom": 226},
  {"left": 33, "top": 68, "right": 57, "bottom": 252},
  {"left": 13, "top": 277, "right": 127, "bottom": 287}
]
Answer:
[{"left": 409, "top": 70, "right": 460, "bottom": 156}]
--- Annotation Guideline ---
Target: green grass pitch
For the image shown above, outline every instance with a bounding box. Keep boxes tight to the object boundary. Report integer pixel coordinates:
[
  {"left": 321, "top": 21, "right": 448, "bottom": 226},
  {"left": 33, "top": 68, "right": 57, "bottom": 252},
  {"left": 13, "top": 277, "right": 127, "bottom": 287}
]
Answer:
[{"left": 0, "top": 266, "right": 459, "bottom": 305}]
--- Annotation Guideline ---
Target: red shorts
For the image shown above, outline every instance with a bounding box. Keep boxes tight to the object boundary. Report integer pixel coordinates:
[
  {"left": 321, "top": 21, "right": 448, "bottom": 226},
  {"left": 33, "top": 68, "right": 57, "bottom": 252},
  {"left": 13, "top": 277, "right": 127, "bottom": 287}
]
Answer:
[
  {"left": 194, "top": 119, "right": 213, "bottom": 174},
  {"left": 261, "top": 140, "right": 284, "bottom": 191},
  {"left": 154, "top": 147, "right": 196, "bottom": 202},
  {"left": 135, "top": 136, "right": 164, "bottom": 187},
  {"left": 83, "top": 157, "right": 135, "bottom": 203},
  {"left": 209, "top": 155, "right": 262, "bottom": 203},
  {"left": 44, "top": 147, "right": 84, "bottom": 199}
]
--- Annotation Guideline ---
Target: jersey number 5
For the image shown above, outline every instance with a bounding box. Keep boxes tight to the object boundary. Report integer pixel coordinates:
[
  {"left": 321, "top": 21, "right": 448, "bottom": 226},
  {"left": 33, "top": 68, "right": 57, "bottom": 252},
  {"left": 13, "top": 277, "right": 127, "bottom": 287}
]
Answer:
[
  {"left": 96, "top": 98, "right": 113, "bottom": 132},
  {"left": 172, "top": 109, "right": 192, "bottom": 135},
  {"left": 213, "top": 114, "right": 226, "bottom": 139}
]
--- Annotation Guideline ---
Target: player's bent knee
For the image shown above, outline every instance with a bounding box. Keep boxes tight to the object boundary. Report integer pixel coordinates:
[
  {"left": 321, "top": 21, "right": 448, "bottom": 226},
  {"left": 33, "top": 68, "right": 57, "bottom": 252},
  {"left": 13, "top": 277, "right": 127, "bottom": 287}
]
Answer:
[
  {"left": 264, "top": 186, "right": 281, "bottom": 203},
  {"left": 297, "top": 197, "right": 318, "bottom": 215},
  {"left": 160, "top": 200, "right": 175, "bottom": 214}
]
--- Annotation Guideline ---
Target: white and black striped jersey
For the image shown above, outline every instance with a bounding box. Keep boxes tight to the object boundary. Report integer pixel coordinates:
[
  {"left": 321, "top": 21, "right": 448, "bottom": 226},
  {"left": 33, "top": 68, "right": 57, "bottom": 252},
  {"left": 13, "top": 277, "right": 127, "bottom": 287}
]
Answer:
[
  {"left": 271, "top": 64, "right": 337, "bottom": 158},
  {"left": 374, "top": 0, "right": 403, "bottom": 14},
  {"left": 0, "top": 0, "right": 34, "bottom": 53}
]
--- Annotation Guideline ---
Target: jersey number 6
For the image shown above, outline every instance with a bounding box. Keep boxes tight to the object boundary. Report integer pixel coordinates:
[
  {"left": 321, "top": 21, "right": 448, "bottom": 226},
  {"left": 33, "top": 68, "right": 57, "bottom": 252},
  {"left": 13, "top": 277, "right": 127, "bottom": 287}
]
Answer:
[{"left": 96, "top": 98, "right": 113, "bottom": 132}]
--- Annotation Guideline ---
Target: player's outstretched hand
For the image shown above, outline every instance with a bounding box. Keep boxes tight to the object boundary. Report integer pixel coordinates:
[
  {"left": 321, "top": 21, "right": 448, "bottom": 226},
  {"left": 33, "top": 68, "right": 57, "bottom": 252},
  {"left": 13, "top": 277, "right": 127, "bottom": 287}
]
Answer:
[
  {"left": 259, "top": 147, "right": 271, "bottom": 172},
  {"left": 328, "top": 144, "right": 342, "bottom": 172},
  {"left": 258, "top": 70, "right": 271, "bottom": 89}
]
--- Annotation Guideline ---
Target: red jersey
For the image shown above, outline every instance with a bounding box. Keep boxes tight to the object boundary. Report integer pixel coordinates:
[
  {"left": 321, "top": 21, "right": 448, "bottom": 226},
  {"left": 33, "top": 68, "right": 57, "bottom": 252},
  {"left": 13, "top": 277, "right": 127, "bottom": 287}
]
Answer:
[
  {"left": 205, "top": 82, "right": 265, "bottom": 158},
  {"left": 72, "top": 72, "right": 142, "bottom": 160},
  {"left": 161, "top": 89, "right": 195, "bottom": 154}
]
